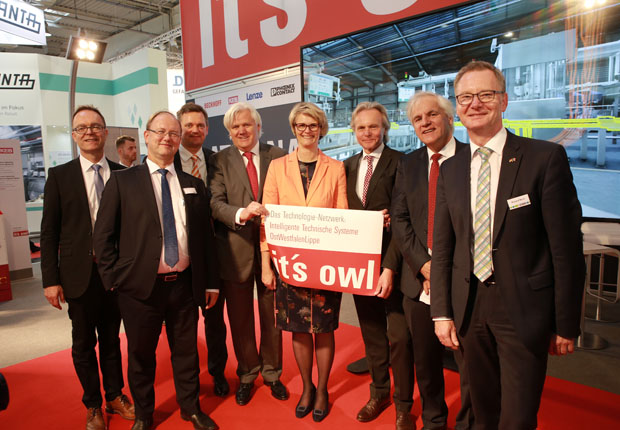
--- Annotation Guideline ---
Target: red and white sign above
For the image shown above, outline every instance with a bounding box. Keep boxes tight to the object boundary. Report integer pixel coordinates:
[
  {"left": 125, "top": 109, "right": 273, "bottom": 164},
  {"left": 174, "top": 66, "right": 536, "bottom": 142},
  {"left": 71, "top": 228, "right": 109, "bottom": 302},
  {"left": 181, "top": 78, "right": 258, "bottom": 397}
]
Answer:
[
  {"left": 265, "top": 204, "right": 383, "bottom": 296},
  {"left": 180, "top": 0, "right": 467, "bottom": 92}
]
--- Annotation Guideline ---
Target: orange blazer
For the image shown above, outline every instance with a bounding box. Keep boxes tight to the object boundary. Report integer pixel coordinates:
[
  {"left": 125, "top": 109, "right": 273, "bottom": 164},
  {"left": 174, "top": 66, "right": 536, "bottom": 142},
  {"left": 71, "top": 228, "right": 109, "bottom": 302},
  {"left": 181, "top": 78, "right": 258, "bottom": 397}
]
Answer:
[{"left": 260, "top": 148, "right": 348, "bottom": 251}]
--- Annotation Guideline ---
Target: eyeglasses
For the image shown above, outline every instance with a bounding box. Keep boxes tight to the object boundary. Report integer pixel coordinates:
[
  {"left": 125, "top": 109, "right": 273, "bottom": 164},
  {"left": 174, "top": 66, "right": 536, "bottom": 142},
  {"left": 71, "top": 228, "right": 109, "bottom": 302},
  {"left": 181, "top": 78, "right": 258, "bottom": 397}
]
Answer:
[
  {"left": 455, "top": 90, "right": 505, "bottom": 106},
  {"left": 72, "top": 125, "right": 105, "bottom": 134},
  {"left": 294, "top": 123, "right": 320, "bottom": 132},
  {"left": 147, "top": 128, "right": 181, "bottom": 140}
]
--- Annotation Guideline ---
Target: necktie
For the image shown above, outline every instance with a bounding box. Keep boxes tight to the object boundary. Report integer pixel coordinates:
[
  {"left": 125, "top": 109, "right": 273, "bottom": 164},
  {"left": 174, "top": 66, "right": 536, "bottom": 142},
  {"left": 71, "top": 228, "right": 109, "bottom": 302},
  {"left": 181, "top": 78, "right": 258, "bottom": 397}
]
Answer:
[
  {"left": 473, "top": 147, "right": 493, "bottom": 282},
  {"left": 427, "top": 153, "right": 442, "bottom": 250},
  {"left": 362, "top": 155, "right": 374, "bottom": 206},
  {"left": 244, "top": 151, "right": 259, "bottom": 200},
  {"left": 158, "top": 169, "right": 179, "bottom": 268},
  {"left": 190, "top": 154, "right": 202, "bottom": 180},
  {"left": 92, "top": 164, "right": 104, "bottom": 203}
]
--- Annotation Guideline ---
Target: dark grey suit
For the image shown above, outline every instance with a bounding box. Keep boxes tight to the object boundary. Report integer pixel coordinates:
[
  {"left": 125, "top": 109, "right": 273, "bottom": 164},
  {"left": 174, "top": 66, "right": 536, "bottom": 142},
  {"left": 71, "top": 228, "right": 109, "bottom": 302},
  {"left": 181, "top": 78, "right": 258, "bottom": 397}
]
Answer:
[
  {"left": 209, "top": 143, "right": 286, "bottom": 384},
  {"left": 430, "top": 132, "right": 584, "bottom": 429}
]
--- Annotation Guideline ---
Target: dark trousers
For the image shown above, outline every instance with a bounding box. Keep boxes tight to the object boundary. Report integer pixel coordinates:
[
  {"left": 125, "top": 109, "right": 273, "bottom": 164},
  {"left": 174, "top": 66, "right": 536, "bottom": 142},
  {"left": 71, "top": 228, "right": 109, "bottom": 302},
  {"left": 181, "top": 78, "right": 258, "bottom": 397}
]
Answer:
[
  {"left": 453, "top": 347, "right": 475, "bottom": 430},
  {"left": 353, "top": 289, "right": 414, "bottom": 412},
  {"left": 461, "top": 278, "right": 548, "bottom": 430},
  {"left": 201, "top": 291, "right": 228, "bottom": 377},
  {"left": 223, "top": 275, "right": 282, "bottom": 384},
  {"left": 119, "top": 270, "right": 200, "bottom": 420},
  {"left": 66, "top": 264, "right": 123, "bottom": 408},
  {"left": 403, "top": 296, "right": 448, "bottom": 429}
]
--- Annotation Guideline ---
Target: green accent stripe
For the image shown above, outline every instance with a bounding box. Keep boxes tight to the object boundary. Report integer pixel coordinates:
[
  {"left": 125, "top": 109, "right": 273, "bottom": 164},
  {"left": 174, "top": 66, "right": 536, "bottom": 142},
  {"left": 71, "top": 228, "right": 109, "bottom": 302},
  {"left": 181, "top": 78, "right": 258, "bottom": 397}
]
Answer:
[
  {"left": 39, "top": 67, "right": 159, "bottom": 95},
  {"left": 26, "top": 206, "right": 43, "bottom": 212}
]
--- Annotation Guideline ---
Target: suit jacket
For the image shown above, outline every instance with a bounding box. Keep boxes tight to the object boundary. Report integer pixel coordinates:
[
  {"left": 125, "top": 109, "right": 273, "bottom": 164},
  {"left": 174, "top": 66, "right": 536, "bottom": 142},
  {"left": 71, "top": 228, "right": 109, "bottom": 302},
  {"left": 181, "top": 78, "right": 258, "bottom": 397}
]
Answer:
[
  {"left": 93, "top": 163, "right": 219, "bottom": 307},
  {"left": 391, "top": 140, "right": 467, "bottom": 299},
  {"left": 173, "top": 146, "right": 215, "bottom": 187},
  {"left": 41, "top": 157, "right": 123, "bottom": 298},
  {"left": 344, "top": 146, "right": 402, "bottom": 272},
  {"left": 430, "top": 131, "right": 585, "bottom": 353},
  {"left": 209, "top": 143, "right": 287, "bottom": 283},
  {"left": 260, "top": 149, "right": 348, "bottom": 253}
]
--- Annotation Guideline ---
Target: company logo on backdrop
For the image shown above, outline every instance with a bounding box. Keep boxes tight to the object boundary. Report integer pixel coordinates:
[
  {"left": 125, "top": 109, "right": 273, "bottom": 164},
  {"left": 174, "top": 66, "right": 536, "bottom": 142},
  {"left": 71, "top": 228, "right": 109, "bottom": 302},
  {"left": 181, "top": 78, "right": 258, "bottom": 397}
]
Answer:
[
  {"left": 0, "top": 0, "right": 42, "bottom": 34},
  {"left": 181, "top": 0, "right": 464, "bottom": 91},
  {"left": 0, "top": 147, "right": 14, "bottom": 154},
  {"left": 0, "top": 73, "right": 35, "bottom": 90},
  {"left": 228, "top": 96, "right": 239, "bottom": 104},
  {"left": 0, "top": 0, "right": 46, "bottom": 46},
  {"left": 271, "top": 84, "right": 295, "bottom": 97},
  {"left": 246, "top": 91, "right": 263, "bottom": 101},
  {"left": 204, "top": 99, "right": 222, "bottom": 108}
]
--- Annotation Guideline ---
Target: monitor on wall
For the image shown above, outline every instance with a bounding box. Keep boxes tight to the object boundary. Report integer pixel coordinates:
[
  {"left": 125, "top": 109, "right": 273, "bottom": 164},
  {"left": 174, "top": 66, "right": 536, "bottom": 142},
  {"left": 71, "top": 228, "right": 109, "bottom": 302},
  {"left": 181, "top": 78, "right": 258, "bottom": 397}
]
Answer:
[{"left": 301, "top": 0, "right": 620, "bottom": 221}]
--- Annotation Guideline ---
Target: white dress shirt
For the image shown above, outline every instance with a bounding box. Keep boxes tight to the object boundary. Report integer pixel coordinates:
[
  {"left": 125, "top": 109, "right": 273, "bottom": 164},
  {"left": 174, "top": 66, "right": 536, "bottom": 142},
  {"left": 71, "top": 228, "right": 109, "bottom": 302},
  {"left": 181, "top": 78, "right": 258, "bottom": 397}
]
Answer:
[
  {"left": 179, "top": 144, "right": 208, "bottom": 185},
  {"left": 426, "top": 137, "right": 456, "bottom": 178},
  {"left": 235, "top": 142, "right": 260, "bottom": 225},
  {"left": 355, "top": 143, "right": 384, "bottom": 202},
  {"left": 145, "top": 158, "right": 190, "bottom": 274},
  {"left": 79, "top": 155, "right": 110, "bottom": 228}
]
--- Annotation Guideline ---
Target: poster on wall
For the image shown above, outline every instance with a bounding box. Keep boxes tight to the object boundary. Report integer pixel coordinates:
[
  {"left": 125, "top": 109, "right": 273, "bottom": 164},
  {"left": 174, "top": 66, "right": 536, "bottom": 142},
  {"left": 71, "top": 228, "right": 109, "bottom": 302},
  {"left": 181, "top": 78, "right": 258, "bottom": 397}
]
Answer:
[
  {"left": 0, "top": 126, "right": 44, "bottom": 202},
  {"left": 194, "top": 75, "right": 301, "bottom": 153},
  {"left": 0, "top": 139, "right": 32, "bottom": 279}
]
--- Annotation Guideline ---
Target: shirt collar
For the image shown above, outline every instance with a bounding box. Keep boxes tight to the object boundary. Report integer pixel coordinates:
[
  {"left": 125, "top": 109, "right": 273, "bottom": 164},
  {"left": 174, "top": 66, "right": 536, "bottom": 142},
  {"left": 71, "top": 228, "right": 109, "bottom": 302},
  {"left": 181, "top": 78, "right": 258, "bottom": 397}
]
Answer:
[
  {"left": 79, "top": 154, "right": 108, "bottom": 174},
  {"left": 469, "top": 127, "right": 507, "bottom": 159},
  {"left": 146, "top": 157, "right": 177, "bottom": 177},
  {"left": 237, "top": 142, "right": 259, "bottom": 157},
  {"left": 426, "top": 137, "right": 456, "bottom": 162},
  {"left": 179, "top": 144, "right": 201, "bottom": 162},
  {"left": 361, "top": 143, "right": 385, "bottom": 160}
]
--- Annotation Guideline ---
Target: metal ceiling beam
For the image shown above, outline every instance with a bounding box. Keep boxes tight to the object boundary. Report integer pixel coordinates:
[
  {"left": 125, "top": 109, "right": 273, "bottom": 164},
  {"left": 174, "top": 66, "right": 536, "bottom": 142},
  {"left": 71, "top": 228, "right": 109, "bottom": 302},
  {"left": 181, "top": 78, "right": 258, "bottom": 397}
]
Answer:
[
  {"left": 44, "top": 5, "right": 136, "bottom": 26},
  {"left": 308, "top": 46, "right": 374, "bottom": 90},
  {"left": 392, "top": 23, "right": 426, "bottom": 74},
  {"left": 346, "top": 36, "right": 398, "bottom": 84}
]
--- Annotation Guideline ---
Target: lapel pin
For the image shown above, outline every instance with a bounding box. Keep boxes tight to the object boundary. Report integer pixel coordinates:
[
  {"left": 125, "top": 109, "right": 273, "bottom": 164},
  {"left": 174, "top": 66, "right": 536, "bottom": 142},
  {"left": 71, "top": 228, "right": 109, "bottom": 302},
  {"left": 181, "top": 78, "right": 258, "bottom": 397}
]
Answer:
[{"left": 508, "top": 157, "right": 516, "bottom": 163}]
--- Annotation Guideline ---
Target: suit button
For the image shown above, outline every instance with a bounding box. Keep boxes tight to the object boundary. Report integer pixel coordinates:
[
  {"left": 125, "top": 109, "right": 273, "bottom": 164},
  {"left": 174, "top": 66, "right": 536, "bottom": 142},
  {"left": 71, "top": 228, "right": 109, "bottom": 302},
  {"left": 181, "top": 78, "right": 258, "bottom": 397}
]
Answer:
[{"left": 88, "top": 250, "right": 93, "bottom": 256}]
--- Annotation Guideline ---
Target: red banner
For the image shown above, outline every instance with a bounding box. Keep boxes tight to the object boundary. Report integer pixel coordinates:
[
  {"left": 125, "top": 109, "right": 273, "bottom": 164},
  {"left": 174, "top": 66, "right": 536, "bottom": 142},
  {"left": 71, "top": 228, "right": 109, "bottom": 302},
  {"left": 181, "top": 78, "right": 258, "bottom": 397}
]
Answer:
[{"left": 180, "top": 0, "right": 468, "bottom": 91}]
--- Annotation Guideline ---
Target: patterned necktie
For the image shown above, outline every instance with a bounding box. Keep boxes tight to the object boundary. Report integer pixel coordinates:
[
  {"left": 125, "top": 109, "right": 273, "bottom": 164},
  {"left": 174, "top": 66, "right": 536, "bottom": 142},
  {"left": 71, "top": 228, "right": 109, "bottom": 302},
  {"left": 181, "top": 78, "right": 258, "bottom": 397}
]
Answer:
[
  {"left": 92, "top": 164, "right": 104, "bottom": 203},
  {"left": 190, "top": 154, "right": 201, "bottom": 180},
  {"left": 244, "top": 151, "right": 259, "bottom": 200},
  {"left": 157, "top": 169, "right": 179, "bottom": 268},
  {"left": 473, "top": 147, "right": 493, "bottom": 282},
  {"left": 427, "top": 153, "right": 442, "bottom": 250},
  {"left": 362, "top": 155, "right": 374, "bottom": 206}
]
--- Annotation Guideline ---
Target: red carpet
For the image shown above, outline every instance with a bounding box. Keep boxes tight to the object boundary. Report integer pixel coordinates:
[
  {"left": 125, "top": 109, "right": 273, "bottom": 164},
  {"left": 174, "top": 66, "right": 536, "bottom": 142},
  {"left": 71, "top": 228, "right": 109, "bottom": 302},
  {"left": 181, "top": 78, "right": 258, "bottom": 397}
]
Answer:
[{"left": 1, "top": 315, "right": 619, "bottom": 430}]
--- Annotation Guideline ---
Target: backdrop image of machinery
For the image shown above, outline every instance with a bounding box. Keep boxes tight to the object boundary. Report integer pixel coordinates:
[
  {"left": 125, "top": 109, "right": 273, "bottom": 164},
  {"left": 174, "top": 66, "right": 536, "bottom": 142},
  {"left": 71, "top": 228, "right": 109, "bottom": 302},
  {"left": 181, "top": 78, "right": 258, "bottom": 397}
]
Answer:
[
  {"left": 0, "top": 126, "right": 44, "bottom": 203},
  {"left": 302, "top": 0, "right": 620, "bottom": 220}
]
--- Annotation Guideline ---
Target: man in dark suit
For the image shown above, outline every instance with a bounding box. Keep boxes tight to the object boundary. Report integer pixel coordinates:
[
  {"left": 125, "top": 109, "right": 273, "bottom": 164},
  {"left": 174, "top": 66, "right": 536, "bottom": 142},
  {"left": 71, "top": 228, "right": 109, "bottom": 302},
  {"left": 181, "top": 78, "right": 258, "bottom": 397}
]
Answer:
[
  {"left": 431, "top": 61, "right": 584, "bottom": 430},
  {"left": 41, "top": 105, "right": 134, "bottom": 430},
  {"left": 343, "top": 102, "right": 414, "bottom": 430},
  {"left": 115, "top": 135, "right": 137, "bottom": 168},
  {"left": 209, "top": 102, "right": 287, "bottom": 406},
  {"left": 392, "top": 92, "right": 473, "bottom": 430},
  {"left": 174, "top": 102, "right": 228, "bottom": 398},
  {"left": 94, "top": 111, "right": 220, "bottom": 430}
]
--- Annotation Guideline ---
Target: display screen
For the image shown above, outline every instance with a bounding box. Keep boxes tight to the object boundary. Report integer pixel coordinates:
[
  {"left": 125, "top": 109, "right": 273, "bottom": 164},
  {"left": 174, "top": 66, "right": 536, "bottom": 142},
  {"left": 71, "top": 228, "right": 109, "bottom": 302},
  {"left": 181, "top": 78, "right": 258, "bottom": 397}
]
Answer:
[{"left": 301, "top": 0, "right": 620, "bottom": 221}]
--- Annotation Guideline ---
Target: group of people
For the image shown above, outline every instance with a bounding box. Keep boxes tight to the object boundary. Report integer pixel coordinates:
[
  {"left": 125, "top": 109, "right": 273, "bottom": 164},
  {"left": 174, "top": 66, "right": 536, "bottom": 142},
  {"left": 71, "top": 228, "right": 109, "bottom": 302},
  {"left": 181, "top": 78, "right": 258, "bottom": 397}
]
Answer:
[{"left": 41, "top": 60, "right": 584, "bottom": 430}]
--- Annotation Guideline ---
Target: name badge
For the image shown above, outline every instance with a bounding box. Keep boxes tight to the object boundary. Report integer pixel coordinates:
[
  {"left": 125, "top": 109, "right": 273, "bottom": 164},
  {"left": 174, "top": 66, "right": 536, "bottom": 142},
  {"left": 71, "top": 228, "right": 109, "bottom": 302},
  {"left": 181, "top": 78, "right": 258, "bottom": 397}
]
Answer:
[
  {"left": 183, "top": 187, "right": 197, "bottom": 194},
  {"left": 507, "top": 194, "right": 531, "bottom": 210}
]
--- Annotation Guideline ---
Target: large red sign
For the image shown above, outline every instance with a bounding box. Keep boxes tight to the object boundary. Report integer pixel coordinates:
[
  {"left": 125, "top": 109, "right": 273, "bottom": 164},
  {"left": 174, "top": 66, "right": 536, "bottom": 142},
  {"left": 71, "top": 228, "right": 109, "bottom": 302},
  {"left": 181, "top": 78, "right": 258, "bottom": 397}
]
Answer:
[{"left": 180, "top": 0, "right": 467, "bottom": 92}]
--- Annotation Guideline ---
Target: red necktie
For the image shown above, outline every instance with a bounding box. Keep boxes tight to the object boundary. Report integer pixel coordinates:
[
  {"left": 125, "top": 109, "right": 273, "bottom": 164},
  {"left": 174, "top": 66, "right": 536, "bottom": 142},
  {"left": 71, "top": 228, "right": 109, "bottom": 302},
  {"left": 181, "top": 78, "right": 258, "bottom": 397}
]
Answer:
[
  {"left": 427, "top": 153, "right": 442, "bottom": 250},
  {"left": 244, "top": 151, "right": 259, "bottom": 200},
  {"left": 190, "top": 154, "right": 201, "bottom": 180},
  {"left": 362, "top": 155, "right": 374, "bottom": 206}
]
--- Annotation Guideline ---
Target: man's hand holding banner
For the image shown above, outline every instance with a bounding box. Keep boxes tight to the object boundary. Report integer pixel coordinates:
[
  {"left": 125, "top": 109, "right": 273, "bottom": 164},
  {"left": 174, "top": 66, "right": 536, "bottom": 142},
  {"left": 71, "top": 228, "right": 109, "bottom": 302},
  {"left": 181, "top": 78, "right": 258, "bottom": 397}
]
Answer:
[{"left": 264, "top": 204, "right": 383, "bottom": 296}]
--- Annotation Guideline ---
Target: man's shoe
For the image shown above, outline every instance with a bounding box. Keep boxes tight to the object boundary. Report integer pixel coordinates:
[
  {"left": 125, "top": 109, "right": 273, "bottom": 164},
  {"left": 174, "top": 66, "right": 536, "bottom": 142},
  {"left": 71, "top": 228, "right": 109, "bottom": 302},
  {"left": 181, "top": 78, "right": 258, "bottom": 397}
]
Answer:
[
  {"left": 235, "top": 382, "right": 254, "bottom": 405},
  {"left": 346, "top": 356, "right": 370, "bottom": 374},
  {"left": 396, "top": 410, "right": 415, "bottom": 430},
  {"left": 266, "top": 380, "right": 289, "bottom": 400},
  {"left": 105, "top": 394, "right": 135, "bottom": 420},
  {"left": 85, "top": 408, "right": 105, "bottom": 430},
  {"left": 422, "top": 426, "right": 447, "bottom": 430},
  {"left": 213, "top": 375, "right": 229, "bottom": 397},
  {"left": 180, "top": 410, "right": 218, "bottom": 430},
  {"left": 356, "top": 397, "right": 391, "bottom": 422},
  {"left": 131, "top": 418, "right": 153, "bottom": 430}
]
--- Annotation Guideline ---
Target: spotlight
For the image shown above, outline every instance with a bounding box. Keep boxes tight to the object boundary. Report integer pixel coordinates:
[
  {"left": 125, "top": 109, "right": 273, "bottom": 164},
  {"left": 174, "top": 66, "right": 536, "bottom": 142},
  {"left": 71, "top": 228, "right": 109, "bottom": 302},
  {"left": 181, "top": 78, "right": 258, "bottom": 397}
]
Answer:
[{"left": 66, "top": 36, "right": 107, "bottom": 63}]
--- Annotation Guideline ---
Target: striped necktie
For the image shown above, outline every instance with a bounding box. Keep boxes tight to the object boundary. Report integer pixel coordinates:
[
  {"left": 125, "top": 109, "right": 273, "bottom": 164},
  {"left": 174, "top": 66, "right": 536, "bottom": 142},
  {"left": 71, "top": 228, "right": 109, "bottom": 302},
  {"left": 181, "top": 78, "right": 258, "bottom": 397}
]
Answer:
[
  {"left": 473, "top": 147, "right": 493, "bottom": 282},
  {"left": 190, "top": 154, "right": 201, "bottom": 180},
  {"left": 362, "top": 155, "right": 373, "bottom": 206}
]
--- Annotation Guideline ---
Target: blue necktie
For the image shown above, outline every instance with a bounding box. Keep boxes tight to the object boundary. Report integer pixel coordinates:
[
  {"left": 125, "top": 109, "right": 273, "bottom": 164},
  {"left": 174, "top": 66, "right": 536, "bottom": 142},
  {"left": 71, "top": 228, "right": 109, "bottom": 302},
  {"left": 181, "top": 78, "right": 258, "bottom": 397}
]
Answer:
[
  {"left": 92, "top": 164, "right": 104, "bottom": 203},
  {"left": 158, "top": 169, "right": 179, "bottom": 268}
]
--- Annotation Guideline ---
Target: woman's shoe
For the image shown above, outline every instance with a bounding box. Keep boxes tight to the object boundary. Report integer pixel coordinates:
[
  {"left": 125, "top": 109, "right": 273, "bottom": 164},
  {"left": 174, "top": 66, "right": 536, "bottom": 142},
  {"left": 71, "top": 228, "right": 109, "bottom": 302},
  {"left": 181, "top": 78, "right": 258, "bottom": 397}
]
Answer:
[
  {"left": 295, "top": 385, "right": 316, "bottom": 418},
  {"left": 312, "top": 392, "right": 329, "bottom": 422}
]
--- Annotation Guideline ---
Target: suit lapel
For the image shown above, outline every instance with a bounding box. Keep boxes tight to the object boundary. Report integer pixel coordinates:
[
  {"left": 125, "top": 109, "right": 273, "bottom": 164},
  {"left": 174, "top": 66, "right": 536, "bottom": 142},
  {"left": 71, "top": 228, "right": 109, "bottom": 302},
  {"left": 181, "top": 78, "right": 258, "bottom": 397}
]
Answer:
[
  {"left": 416, "top": 149, "right": 430, "bottom": 229},
  {"left": 287, "top": 152, "right": 307, "bottom": 203},
  {"left": 71, "top": 158, "right": 91, "bottom": 218},
  {"left": 258, "top": 144, "right": 272, "bottom": 201},
  {"left": 305, "top": 151, "right": 329, "bottom": 204},
  {"left": 137, "top": 164, "right": 162, "bottom": 231},
  {"left": 347, "top": 152, "right": 362, "bottom": 207},
  {"left": 493, "top": 133, "right": 522, "bottom": 244},
  {"left": 365, "top": 147, "right": 392, "bottom": 208}
]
